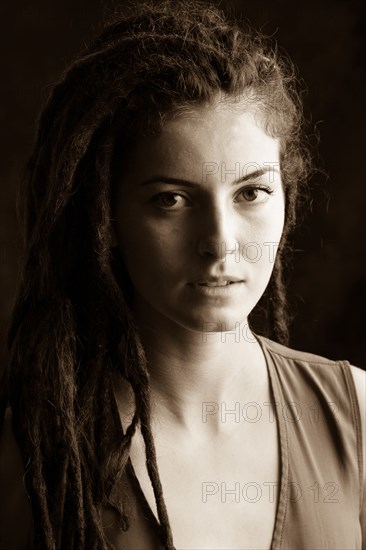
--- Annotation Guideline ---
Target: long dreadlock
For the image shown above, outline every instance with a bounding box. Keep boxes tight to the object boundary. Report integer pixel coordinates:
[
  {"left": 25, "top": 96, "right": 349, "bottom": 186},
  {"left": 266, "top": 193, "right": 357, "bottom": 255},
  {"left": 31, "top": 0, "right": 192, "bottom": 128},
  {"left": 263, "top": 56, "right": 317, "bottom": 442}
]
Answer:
[{"left": 1, "top": 1, "right": 311, "bottom": 548}]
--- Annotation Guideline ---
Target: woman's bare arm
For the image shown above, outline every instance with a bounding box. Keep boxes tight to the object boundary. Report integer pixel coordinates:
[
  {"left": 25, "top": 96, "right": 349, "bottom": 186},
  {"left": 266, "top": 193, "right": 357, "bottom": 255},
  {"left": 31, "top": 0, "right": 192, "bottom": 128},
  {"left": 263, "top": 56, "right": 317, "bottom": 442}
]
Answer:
[{"left": 350, "top": 365, "right": 366, "bottom": 550}]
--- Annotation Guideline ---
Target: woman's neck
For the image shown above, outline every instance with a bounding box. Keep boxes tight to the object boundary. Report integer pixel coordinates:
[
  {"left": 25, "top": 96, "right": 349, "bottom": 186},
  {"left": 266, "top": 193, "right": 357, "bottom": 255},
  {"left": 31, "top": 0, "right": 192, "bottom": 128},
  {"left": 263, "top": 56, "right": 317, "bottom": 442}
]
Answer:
[{"left": 132, "top": 306, "right": 268, "bottom": 437}]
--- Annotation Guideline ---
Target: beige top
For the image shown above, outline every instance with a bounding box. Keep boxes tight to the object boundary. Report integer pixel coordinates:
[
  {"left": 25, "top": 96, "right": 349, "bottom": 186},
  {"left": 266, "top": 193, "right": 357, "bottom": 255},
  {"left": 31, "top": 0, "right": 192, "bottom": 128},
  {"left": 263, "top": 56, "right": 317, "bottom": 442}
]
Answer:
[{"left": 0, "top": 335, "right": 363, "bottom": 549}]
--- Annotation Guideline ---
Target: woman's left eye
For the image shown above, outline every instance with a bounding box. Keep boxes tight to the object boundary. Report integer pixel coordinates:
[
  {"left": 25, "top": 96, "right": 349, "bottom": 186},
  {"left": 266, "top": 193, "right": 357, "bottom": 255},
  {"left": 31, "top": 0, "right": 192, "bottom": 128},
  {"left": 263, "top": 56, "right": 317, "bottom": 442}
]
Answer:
[{"left": 236, "top": 185, "right": 274, "bottom": 203}]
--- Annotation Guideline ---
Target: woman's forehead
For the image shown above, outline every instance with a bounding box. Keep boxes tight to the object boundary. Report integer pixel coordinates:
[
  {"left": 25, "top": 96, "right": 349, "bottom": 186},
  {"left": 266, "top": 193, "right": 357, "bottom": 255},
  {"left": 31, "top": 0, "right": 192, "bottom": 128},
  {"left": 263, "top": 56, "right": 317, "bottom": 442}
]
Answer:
[{"left": 116, "top": 104, "right": 280, "bottom": 184}]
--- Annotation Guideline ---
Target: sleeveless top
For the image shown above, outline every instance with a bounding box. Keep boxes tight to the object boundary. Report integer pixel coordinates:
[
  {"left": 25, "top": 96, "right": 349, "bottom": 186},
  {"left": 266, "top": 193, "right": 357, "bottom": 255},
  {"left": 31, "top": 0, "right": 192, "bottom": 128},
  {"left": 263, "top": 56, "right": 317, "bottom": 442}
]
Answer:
[{"left": 0, "top": 335, "right": 363, "bottom": 549}]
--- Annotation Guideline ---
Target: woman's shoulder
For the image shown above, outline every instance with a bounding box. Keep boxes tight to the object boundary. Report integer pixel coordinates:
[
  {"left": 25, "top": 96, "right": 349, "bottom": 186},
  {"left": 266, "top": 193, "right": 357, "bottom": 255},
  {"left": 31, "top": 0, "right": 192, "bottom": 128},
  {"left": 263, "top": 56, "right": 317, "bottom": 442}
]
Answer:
[
  {"left": 256, "top": 334, "right": 346, "bottom": 366},
  {"left": 257, "top": 335, "right": 365, "bottom": 447},
  {"left": 257, "top": 335, "right": 365, "bottom": 422},
  {"left": 348, "top": 363, "right": 366, "bottom": 528},
  {"left": 257, "top": 334, "right": 366, "bottom": 518},
  {"left": 0, "top": 407, "right": 34, "bottom": 549}
]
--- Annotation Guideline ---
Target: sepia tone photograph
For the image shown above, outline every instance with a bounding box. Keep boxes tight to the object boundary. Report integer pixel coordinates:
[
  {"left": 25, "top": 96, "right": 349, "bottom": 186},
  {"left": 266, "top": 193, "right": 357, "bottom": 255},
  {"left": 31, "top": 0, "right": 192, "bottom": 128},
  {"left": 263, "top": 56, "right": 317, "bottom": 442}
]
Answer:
[{"left": 0, "top": 0, "right": 364, "bottom": 548}]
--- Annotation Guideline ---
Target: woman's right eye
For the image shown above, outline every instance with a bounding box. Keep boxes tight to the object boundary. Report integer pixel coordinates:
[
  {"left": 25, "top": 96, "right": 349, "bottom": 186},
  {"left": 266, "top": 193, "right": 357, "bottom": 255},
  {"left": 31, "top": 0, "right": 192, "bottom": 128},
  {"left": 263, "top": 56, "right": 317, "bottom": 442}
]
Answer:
[{"left": 151, "top": 192, "right": 191, "bottom": 210}]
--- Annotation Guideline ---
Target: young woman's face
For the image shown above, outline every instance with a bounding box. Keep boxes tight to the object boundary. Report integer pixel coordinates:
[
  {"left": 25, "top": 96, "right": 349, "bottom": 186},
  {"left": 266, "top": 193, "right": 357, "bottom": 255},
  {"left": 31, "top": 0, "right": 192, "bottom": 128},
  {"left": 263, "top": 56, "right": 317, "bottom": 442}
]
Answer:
[{"left": 113, "top": 103, "right": 285, "bottom": 333}]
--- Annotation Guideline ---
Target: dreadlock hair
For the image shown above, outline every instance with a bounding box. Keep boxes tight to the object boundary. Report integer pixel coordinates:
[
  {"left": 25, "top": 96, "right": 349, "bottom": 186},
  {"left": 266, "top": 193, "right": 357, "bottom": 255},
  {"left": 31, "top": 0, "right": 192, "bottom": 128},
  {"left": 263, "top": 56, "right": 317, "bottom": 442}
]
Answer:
[{"left": 1, "top": 0, "right": 312, "bottom": 548}]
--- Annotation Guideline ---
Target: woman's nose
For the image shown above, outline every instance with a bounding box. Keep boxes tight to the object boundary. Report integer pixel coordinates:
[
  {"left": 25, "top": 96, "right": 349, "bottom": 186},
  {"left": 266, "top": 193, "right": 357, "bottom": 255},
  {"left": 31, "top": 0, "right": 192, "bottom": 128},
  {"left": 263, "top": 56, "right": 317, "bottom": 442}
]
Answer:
[{"left": 197, "top": 201, "right": 240, "bottom": 262}]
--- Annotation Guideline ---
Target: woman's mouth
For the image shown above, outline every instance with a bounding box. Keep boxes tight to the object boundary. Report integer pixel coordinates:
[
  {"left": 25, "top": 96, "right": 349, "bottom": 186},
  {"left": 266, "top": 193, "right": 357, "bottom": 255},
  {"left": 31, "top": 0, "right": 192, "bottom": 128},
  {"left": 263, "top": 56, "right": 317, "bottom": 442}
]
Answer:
[
  {"left": 197, "top": 281, "right": 236, "bottom": 287},
  {"left": 194, "top": 276, "right": 244, "bottom": 286},
  {"left": 188, "top": 278, "right": 245, "bottom": 296}
]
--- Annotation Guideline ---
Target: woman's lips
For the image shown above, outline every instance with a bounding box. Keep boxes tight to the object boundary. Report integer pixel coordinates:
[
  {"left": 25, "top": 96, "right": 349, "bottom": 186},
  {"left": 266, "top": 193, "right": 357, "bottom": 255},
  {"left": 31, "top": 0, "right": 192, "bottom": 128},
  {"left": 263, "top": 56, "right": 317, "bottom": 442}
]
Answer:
[
  {"left": 188, "top": 280, "right": 245, "bottom": 296},
  {"left": 197, "top": 281, "right": 236, "bottom": 287},
  {"left": 193, "top": 276, "right": 244, "bottom": 285}
]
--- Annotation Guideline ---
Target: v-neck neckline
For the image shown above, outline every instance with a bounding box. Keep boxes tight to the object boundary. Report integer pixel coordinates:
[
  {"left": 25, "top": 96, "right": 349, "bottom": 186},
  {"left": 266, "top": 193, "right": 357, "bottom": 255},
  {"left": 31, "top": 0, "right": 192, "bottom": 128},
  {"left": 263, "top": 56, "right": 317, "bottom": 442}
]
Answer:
[
  {"left": 255, "top": 333, "right": 289, "bottom": 550},
  {"left": 126, "top": 333, "right": 289, "bottom": 550}
]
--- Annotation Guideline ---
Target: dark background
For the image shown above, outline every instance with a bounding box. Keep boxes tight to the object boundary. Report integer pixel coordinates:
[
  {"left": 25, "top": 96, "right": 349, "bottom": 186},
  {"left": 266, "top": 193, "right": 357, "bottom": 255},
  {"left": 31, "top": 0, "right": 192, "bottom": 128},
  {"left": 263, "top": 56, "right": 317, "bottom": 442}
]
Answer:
[{"left": 0, "top": 0, "right": 365, "bottom": 371}]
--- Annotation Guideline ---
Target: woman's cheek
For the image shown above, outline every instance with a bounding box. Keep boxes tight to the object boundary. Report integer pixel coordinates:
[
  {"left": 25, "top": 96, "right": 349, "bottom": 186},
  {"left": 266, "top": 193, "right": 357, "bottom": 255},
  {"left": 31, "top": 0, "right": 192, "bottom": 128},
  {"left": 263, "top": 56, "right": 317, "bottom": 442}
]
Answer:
[{"left": 119, "top": 220, "right": 179, "bottom": 280}]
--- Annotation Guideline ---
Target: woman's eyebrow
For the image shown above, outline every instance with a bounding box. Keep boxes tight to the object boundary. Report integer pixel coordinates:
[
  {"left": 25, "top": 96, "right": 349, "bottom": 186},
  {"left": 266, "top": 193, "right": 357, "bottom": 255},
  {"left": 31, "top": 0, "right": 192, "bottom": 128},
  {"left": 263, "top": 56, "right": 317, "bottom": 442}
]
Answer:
[
  {"left": 141, "top": 176, "right": 199, "bottom": 187},
  {"left": 140, "top": 166, "right": 280, "bottom": 187},
  {"left": 234, "top": 166, "right": 280, "bottom": 184}
]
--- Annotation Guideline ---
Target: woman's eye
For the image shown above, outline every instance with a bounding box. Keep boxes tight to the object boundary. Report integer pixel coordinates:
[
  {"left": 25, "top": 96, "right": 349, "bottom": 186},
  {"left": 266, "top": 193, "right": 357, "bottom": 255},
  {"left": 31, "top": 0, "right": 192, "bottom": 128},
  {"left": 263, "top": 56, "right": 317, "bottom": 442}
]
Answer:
[
  {"left": 152, "top": 192, "right": 191, "bottom": 210},
  {"left": 236, "top": 185, "right": 273, "bottom": 203}
]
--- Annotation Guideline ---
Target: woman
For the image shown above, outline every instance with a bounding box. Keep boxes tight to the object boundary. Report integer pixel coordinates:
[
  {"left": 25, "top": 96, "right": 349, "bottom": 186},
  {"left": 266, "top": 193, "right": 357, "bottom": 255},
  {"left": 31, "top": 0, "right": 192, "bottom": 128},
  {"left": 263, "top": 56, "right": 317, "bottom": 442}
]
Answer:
[{"left": 0, "top": 1, "right": 364, "bottom": 549}]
